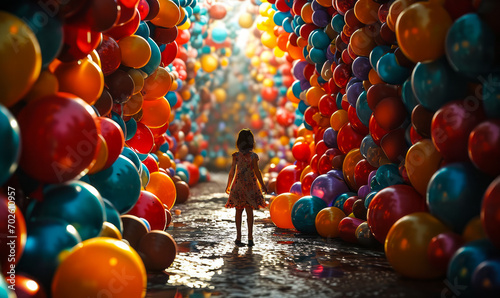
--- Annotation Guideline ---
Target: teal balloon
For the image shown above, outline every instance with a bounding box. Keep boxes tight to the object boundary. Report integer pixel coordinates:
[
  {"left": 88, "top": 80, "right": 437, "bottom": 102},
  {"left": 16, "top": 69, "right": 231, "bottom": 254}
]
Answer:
[
  {"left": 273, "top": 11, "right": 288, "bottom": 26},
  {"left": 427, "top": 163, "right": 492, "bottom": 233},
  {"left": 88, "top": 156, "right": 141, "bottom": 214},
  {"left": 369, "top": 45, "right": 391, "bottom": 71},
  {"left": 445, "top": 13, "right": 496, "bottom": 79},
  {"left": 447, "top": 239, "right": 499, "bottom": 298},
  {"left": 0, "top": 277, "right": 10, "bottom": 297},
  {"left": 125, "top": 118, "right": 137, "bottom": 141},
  {"left": 111, "top": 111, "right": 126, "bottom": 136},
  {"left": 0, "top": 105, "right": 20, "bottom": 185},
  {"left": 375, "top": 164, "right": 404, "bottom": 188},
  {"left": 333, "top": 192, "right": 357, "bottom": 210},
  {"left": 283, "top": 17, "right": 293, "bottom": 33},
  {"left": 483, "top": 73, "right": 500, "bottom": 119},
  {"left": 411, "top": 57, "right": 467, "bottom": 111},
  {"left": 135, "top": 21, "right": 150, "bottom": 39},
  {"left": 331, "top": 13, "right": 345, "bottom": 33},
  {"left": 310, "top": 30, "right": 330, "bottom": 49},
  {"left": 140, "top": 37, "right": 161, "bottom": 75},
  {"left": 176, "top": 163, "right": 190, "bottom": 182},
  {"left": 355, "top": 91, "right": 371, "bottom": 127},
  {"left": 120, "top": 147, "right": 141, "bottom": 171},
  {"left": 291, "top": 196, "right": 327, "bottom": 234},
  {"left": 309, "top": 48, "right": 327, "bottom": 64},
  {"left": 17, "top": 218, "right": 81, "bottom": 291},
  {"left": 364, "top": 191, "right": 378, "bottom": 209},
  {"left": 401, "top": 78, "right": 419, "bottom": 113},
  {"left": 212, "top": 26, "right": 228, "bottom": 44},
  {"left": 29, "top": 181, "right": 105, "bottom": 240},
  {"left": 377, "top": 53, "right": 411, "bottom": 85},
  {"left": 102, "top": 198, "right": 123, "bottom": 233}
]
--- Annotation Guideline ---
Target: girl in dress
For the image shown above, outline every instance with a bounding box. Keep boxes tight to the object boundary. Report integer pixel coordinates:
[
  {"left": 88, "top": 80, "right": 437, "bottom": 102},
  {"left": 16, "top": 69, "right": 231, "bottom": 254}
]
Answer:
[{"left": 225, "top": 129, "right": 267, "bottom": 247}]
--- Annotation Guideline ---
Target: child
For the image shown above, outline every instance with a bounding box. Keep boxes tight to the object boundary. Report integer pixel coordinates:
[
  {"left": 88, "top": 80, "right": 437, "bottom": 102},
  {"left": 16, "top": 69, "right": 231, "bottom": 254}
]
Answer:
[{"left": 225, "top": 129, "right": 268, "bottom": 247}]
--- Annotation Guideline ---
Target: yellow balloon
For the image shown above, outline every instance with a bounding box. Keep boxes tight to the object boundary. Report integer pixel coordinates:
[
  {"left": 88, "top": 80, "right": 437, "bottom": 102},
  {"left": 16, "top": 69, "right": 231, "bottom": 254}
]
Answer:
[
  {"left": 0, "top": 12, "right": 41, "bottom": 107},
  {"left": 239, "top": 12, "right": 254, "bottom": 28},
  {"left": 201, "top": 54, "right": 218, "bottom": 73},
  {"left": 261, "top": 31, "right": 277, "bottom": 49},
  {"left": 151, "top": 0, "right": 180, "bottom": 28},
  {"left": 213, "top": 88, "right": 227, "bottom": 103},
  {"left": 330, "top": 110, "right": 349, "bottom": 131},
  {"left": 315, "top": 207, "right": 346, "bottom": 238}
]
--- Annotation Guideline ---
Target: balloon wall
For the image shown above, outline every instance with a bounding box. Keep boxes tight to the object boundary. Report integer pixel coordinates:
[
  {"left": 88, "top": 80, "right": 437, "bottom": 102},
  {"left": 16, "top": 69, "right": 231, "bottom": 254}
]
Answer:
[{"left": 1, "top": 0, "right": 500, "bottom": 296}]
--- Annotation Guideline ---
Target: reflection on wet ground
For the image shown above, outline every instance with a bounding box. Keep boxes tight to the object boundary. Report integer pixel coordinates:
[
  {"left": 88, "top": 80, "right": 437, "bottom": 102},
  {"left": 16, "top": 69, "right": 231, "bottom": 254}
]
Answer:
[{"left": 146, "top": 174, "right": 443, "bottom": 297}]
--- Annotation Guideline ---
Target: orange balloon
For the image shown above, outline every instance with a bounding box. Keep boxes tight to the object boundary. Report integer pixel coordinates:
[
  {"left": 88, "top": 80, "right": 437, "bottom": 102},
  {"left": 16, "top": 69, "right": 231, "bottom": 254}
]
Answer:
[
  {"left": 287, "top": 86, "right": 301, "bottom": 104},
  {"left": 395, "top": 2, "right": 453, "bottom": 63},
  {"left": 462, "top": 216, "right": 487, "bottom": 243},
  {"left": 330, "top": 110, "right": 349, "bottom": 131},
  {"left": 99, "top": 222, "right": 122, "bottom": 239},
  {"left": 54, "top": 57, "right": 104, "bottom": 105},
  {"left": 387, "top": 0, "right": 420, "bottom": 31},
  {"left": 23, "top": 70, "right": 59, "bottom": 102},
  {"left": 0, "top": 12, "right": 41, "bottom": 107},
  {"left": 140, "top": 96, "right": 171, "bottom": 128},
  {"left": 350, "top": 26, "right": 377, "bottom": 57},
  {"left": 385, "top": 212, "right": 449, "bottom": 279},
  {"left": 128, "top": 69, "right": 144, "bottom": 94},
  {"left": 405, "top": 139, "right": 442, "bottom": 196},
  {"left": 123, "top": 92, "right": 144, "bottom": 116},
  {"left": 354, "top": 0, "right": 381, "bottom": 25},
  {"left": 287, "top": 43, "right": 305, "bottom": 61},
  {"left": 316, "top": 0, "right": 332, "bottom": 7},
  {"left": 51, "top": 238, "right": 146, "bottom": 298},
  {"left": 270, "top": 193, "right": 301, "bottom": 229},
  {"left": 146, "top": 172, "right": 176, "bottom": 209},
  {"left": 119, "top": 35, "right": 151, "bottom": 68},
  {"left": 156, "top": 151, "right": 172, "bottom": 169},
  {"left": 300, "top": 165, "right": 313, "bottom": 182},
  {"left": 315, "top": 207, "right": 346, "bottom": 238},
  {"left": 141, "top": 67, "right": 172, "bottom": 100},
  {"left": 368, "top": 68, "right": 384, "bottom": 85},
  {"left": 151, "top": 0, "right": 180, "bottom": 28},
  {"left": 305, "top": 86, "right": 326, "bottom": 107},
  {"left": 343, "top": 149, "right": 364, "bottom": 191},
  {"left": 301, "top": 3, "right": 313, "bottom": 24}
]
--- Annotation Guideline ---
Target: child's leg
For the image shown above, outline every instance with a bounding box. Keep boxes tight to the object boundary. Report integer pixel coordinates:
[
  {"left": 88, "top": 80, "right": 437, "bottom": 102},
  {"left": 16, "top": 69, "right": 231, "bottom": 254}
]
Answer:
[
  {"left": 245, "top": 207, "right": 254, "bottom": 240},
  {"left": 235, "top": 208, "right": 244, "bottom": 241}
]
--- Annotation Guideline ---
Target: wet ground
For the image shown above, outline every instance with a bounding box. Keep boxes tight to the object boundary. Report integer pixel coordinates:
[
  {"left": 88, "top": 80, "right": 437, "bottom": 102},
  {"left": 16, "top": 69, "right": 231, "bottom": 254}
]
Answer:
[{"left": 146, "top": 173, "right": 444, "bottom": 298}]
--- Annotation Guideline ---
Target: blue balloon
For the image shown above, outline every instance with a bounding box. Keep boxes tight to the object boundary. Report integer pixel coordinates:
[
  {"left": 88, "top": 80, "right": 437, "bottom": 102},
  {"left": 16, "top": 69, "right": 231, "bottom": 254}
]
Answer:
[
  {"left": 447, "top": 239, "right": 499, "bottom": 298},
  {"left": 356, "top": 91, "right": 371, "bottom": 126},
  {"left": 472, "top": 258, "right": 500, "bottom": 297},
  {"left": 17, "top": 218, "right": 81, "bottom": 290},
  {"left": 369, "top": 45, "right": 391, "bottom": 71},
  {"left": 411, "top": 57, "right": 467, "bottom": 111},
  {"left": 401, "top": 78, "right": 419, "bottom": 113},
  {"left": 140, "top": 37, "right": 161, "bottom": 75},
  {"left": 212, "top": 26, "right": 228, "bottom": 44},
  {"left": 445, "top": 13, "right": 496, "bottom": 79},
  {"left": 88, "top": 156, "right": 141, "bottom": 214},
  {"left": 0, "top": 105, "right": 20, "bottom": 185},
  {"left": 312, "top": 10, "right": 331, "bottom": 28},
  {"left": 125, "top": 118, "right": 137, "bottom": 141},
  {"left": 283, "top": 17, "right": 294, "bottom": 33},
  {"left": 375, "top": 164, "right": 404, "bottom": 188},
  {"left": 135, "top": 21, "right": 150, "bottom": 39},
  {"left": 102, "top": 198, "right": 123, "bottom": 233},
  {"left": 427, "top": 163, "right": 492, "bottom": 233},
  {"left": 29, "top": 181, "right": 105, "bottom": 240},
  {"left": 273, "top": 11, "right": 288, "bottom": 26},
  {"left": 336, "top": 92, "right": 343, "bottom": 109},
  {"left": 291, "top": 196, "right": 327, "bottom": 234},
  {"left": 377, "top": 53, "right": 411, "bottom": 85},
  {"left": 290, "top": 182, "right": 303, "bottom": 196}
]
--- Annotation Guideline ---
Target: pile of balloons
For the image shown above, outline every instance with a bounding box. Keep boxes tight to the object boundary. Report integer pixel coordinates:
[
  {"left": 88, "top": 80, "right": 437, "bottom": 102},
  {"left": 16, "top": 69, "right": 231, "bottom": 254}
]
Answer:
[
  {"left": 0, "top": 0, "right": 223, "bottom": 296},
  {"left": 265, "top": 0, "right": 500, "bottom": 292}
]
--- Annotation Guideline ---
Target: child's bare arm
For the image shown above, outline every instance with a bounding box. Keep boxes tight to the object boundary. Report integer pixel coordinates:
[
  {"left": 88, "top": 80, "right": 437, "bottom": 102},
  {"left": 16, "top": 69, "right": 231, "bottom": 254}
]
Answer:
[
  {"left": 226, "top": 156, "right": 236, "bottom": 194},
  {"left": 252, "top": 158, "right": 267, "bottom": 193}
]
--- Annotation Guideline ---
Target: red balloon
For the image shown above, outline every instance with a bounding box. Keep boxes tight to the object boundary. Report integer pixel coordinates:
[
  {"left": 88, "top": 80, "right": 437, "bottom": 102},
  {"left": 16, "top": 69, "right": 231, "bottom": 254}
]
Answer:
[
  {"left": 184, "top": 162, "right": 200, "bottom": 186},
  {"left": 127, "top": 190, "right": 166, "bottom": 231},
  {"left": 318, "top": 148, "right": 343, "bottom": 175},
  {"left": 315, "top": 140, "right": 328, "bottom": 156},
  {"left": 367, "top": 185, "right": 428, "bottom": 243},
  {"left": 175, "top": 29, "right": 191, "bottom": 45},
  {"left": 338, "top": 217, "right": 364, "bottom": 243},
  {"left": 369, "top": 114, "right": 389, "bottom": 145},
  {"left": 105, "top": 69, "right": 135, "bottom": 103},
  {"left": 314, "top": 127, "right": 327, "bottom": 145},
  {"left": 105, "top": 11, "right": 140, "bottom": 41},
  {"left": 96, "top": 35, "right": 121, "bottom": 76},
  {"left": 161, "top": 41, "right": 178, "bottom": 66},
  {"left": 374, "top": 97, "right": 408, "bottom": 131},
  {"left": 301, "top": 171, "right": 318, "bottom": 196},
  {"left": 409, "top": 126, "right": 424, "bottom": 144},
  {"left": 481, "top": 176, "right": 500, "bottom": 249},
  {"left": 145, "top": 0, "right": 160, "bottom": 20},
  {"left": 354, "top": 159, "right": 376, "bottom": 186},
  {"left": 427, "top": 232, "right": 465, "bottom": 273},
  {"left": 164, "top": 205, "right": 172, "bottom": 228},
  {"left": 337, "top": 123, "right": 364, "bottom": 154},
  {"left": 309, "top": 153, "right": 320, "bottom": 173},
  {"left": 366, "top": 83, "right": 400, "bottom": 111},
  {"left": 154, "top": 26, "right": 178, "bottom": 45},
  {"left": 347, "top": 105, "right": 369, "bottom": 135},
  {"left": 292, "top": 0, "right": 308, "bottom": 15},
  {"left": 116, "top": 2, "right": 138, "bottom": 25},
  {"left": 292, "top": 142, "right": 311, "bottom": 162},
  {"left": 98, "top": 117, "right": 125, "bottom": 170},
  {"left": 431, "top": 99, "right": 485, "bottom": 162},
  {"left": 18, "top": 93, "right": 99, "bottom": 183},
  {"left": 143, "top": 154, "right": 159, "bottom": 173},
  {"left": 468, "top": 120, "right": 500, "bottom": 176},
  {"left": 261, "top": 87, "right": 279, "bottom": 102},
  {"left": 138, "top": 0, "right": 150, "bottom": 20},
  {"left": 276, "top": 165, "right": 302, "bottom": 194},
  {"left": 380, "top": 128, "right": 408, "bottom": 164},
  {"left": 333, "top": 63, "right": 352, "bottom": 88},
  {"left": 59, "top": 21, "right": 101, "bottom": 62},
  {"left": 343, "top": 196, "right": 359, "bottom": 215},
  {"left": 126, "top": 122, "right": 154, "bottom": 154},
  {"left": 304, "top": 106, "right": 320, "bottom": 128},
  {"left": 318, "top": 94, "right": 338, "bottom": 117},
  {"left": 85, "top": 0, "right": 119, "bottom": 32}
]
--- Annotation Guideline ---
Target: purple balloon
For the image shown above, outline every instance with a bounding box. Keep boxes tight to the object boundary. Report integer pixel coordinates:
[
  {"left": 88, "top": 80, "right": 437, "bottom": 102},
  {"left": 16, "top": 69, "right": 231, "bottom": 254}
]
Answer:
[
  {"left": 346, "top": 82, "right": 364, "bottom": 107},
  {"left": 367, "top": 170, "right": 377, "bottom": 186},
  {"left": 352, "top": 57, "right": 371, "bottom": 81},
  {"left": 312, "top": 10, "right": 331, "bottom": 28},
  {"left": 292, "top": 61, "right": 307, "bottom": 80},
  {"left": 300, "top": 79, "right": 312, "bottom": 91},
  {"left": 326, "top": 45, "right": 335, "bottom": 62},
  {"left": 357, "top": 184, "right": 370, "bottom": 199},
  {"left": 311, "top": 171, "right": 350, "bottom": 206},
  {"left": 290, "top": 181, "right": 303, "bottom": 196},
  {"left": 323, "top": 127, "right": 338, "bottom": 148},
  {"left": 311, "top": 0, "right": 324, "bottom": 11}
]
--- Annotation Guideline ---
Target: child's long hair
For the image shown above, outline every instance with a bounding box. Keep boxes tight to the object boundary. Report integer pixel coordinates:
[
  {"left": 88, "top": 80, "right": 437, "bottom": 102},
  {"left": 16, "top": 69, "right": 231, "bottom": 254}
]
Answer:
[{"left": 236, "top": 129, "right": 255, "bottom": 152}]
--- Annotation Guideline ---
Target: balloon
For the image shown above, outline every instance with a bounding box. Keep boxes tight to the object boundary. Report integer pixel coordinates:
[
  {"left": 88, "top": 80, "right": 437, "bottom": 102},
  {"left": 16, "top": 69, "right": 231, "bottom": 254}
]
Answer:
[
  {"left": 342, "top": 149, "right": 364, "bottom": 191},
  {"left": 127, "top": 191, "right": 166, "bottom": 231},
  {"left": 311, "top": 171, "right": 350, "bottom": 206},
  {"left": 150, "top": 0, "right": 180, "bottom": 27},
  {"left": 126, "top": 122, "right": 154, "bottom": 154},
  {"left": 376, "top": 53, "right": 411, "bottom": 85},
  {"left": 121, "top": 214, "right": 149, "bottom": 249},
  {"left": 98, "top": 117, "right": 125, "bottom": 170},
  {"left": 338, "top": 217, "right": 365, "bottom": 243},
  {"left": 337, "top": 124, "right": 364, "bottom": 154},
  {"left": 18, "top": 93, "right": 98, "bottom": 183},
  {"left": 270, "top": 193, "right": 301, "bottom": 229},
  {"left": 405, "top": 139, "right": 442, "bottom": 196},
  {"left": 292, "top": 142, "right": 311, "bottom": 162},
  {"left": 103, "top": 198, "right": 123, "bottom": 233},
  {"left": 349, "top": 26, "right": 377, "bottom": 57},
  {"left": 354, "top": 0, "right": 381, "bottom": 24},
  {"left": 367, "top": 185, "right": 427, "bottom": 243},
  {"left": 138, "top": 231, "right": 177, "bottom": 271},
  {"left": 146, "top": 172, "right": 177, "bottom": 209},
  {"left": 375, "top": 164, "right": 404, "bottom": 188},
  {"left": 431, "top": 99, "right": 485, "bottom": 162},
  {"left": 88, "top": 156, "right": 142, "bottom": 214},
  {"left": 118, "top": 35, "right": 151, "bottom": 68},
  {"left": 96, "top": 35, "right": 121, "bottom": 76},
  {"left": 51, "top": 238, "right": 146, "bottom": 298},
  {"left": 386, "top": 212, "right": 450, "bottom": 279},
  {"left": 472, "top": 258, "right": 500, "bottom": 297},
  {"left": 0, "top": 106, "right": 20, "bottom": 185},
  {"left": 427, "top": 232, "right": 465, "bottom": 274},
  {"left": 301, "top": 171, "right": 318, "bottom": 196},
  {"left": 315, "top": 206, "right": 346, "bottom": 238},
  {"left": 355, "top": 221, "right": 378, "bottom": 247},
  {"left": 140, "top": 37, "right": 161, "bottom": 75},
  {"left": 16, "top": 218, "right": 81, "bottom": 291},
  {"left": 482, "top": 177, "right": 500, "bottom": 249},
  {"left": 447, "top": 239, "right": 499, "bottom": 297},
  {"left": 276, "top": 165, "right": 302, "bottom": 194},
  {"left": 354, "top": 159, "right": 376, "bottom": 186},
  {"left": 483, "top": 73, "right": 500, "bottom": 119},
  {"left": 468, "top": 120, "right": 500, "bottom": 176},
  {"left": 427, "top": 163, "right": 492, "bottom": 233},
  {"left": 59, "top": 20, "right": 101, "bottom": 62},
  {"left": 291, "top": 196, "right": 327, "bottom": 234},
  {"left": 445, "top": 13, "right": 496, "bottom": 78},
  {"left": 175, "top": 180, "right": 190, "bottom": 204},
  {"left": 141, "top": 97, "right": 171, "bottom": 128},
  {"left": 395, "top": 2, "right": 453, "bottom": 63}
]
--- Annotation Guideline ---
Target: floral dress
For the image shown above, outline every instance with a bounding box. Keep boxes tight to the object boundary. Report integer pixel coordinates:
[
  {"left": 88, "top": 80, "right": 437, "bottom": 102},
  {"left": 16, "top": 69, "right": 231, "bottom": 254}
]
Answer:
[{"left": 226, "top": 151, "right": 267, "bottom": 210}]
